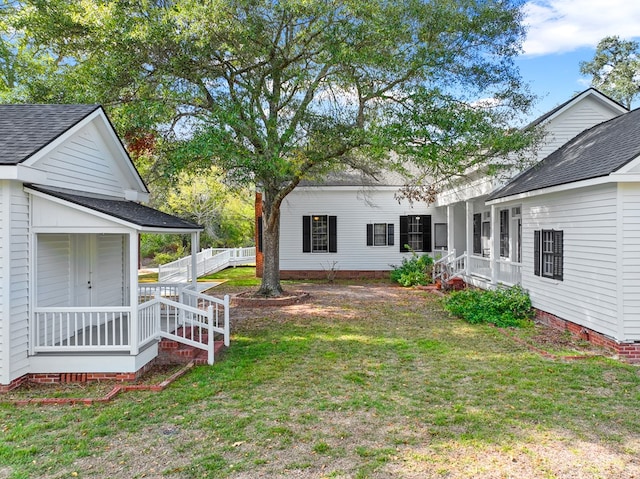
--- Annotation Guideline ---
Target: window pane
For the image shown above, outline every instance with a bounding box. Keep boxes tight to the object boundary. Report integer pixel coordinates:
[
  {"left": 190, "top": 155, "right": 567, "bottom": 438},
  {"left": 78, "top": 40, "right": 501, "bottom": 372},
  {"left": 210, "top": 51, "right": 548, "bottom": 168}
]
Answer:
[
  {"left": 312, "top": 215, "right": 328, "bottom": 252},
  {"left": 500, "top": 209, "right": 509, "bottom": 257},
  {"left": 408, "top": 216, "right": 423, "bottom": 251},
  {"left": 373, "top": 223, "right": 387, "bottom": 246},
  {"left": 542, "top": 230, "right": 554, "bottom": 276}
]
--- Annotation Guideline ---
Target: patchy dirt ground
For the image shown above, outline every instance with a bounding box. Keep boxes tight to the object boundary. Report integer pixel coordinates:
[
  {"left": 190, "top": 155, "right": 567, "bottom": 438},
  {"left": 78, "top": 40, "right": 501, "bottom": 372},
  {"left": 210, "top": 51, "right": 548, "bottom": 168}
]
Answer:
[
  {"left": 5, "top": 281, "right": 640, "bottom": 479},
  {"left": 221, "top": 282, "right": 612, "bottom": 358}
]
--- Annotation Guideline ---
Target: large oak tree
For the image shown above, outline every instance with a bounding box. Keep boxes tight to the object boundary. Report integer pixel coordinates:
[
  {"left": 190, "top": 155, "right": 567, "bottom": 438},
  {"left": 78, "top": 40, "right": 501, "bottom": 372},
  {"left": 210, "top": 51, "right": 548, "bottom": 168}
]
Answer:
[{"left": 3, "top": 0, "right": 537, "bottom": 296}]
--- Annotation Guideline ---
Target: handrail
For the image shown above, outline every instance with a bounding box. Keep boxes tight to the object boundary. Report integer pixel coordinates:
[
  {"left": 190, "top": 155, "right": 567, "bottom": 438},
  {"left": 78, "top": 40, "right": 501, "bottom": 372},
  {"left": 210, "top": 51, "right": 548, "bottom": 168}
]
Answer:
[
  {"left": 433, "top": 249, "right": 467, "bottom": 284},
  {"left": 158, "top": 247, "right": 256, "bottom": 283}
]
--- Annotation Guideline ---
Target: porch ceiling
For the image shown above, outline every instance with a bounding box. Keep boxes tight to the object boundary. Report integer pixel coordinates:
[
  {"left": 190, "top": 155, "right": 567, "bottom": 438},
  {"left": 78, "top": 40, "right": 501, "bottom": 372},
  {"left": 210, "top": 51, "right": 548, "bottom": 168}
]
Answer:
[{"left": 26, "top": 185, "right": 203, "bottom": 233}]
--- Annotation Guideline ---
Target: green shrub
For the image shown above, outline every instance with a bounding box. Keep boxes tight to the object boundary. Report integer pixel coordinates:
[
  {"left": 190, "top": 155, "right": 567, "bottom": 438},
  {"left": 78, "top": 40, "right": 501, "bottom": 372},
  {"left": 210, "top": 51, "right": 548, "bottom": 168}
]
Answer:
[
  {"left": 390, "top": 253, "right": 434, "bottom": 287},
  {"left": 443, "top": 285, "right": 533, "bottom": 328}
]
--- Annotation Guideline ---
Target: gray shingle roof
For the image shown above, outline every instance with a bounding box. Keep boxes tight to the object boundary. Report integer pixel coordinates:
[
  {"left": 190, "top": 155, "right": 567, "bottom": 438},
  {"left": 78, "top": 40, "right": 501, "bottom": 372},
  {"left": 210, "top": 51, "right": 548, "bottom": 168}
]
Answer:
[
  {"left": 487, "top": 107, "right": 640, "bottom": 201},
  {"left": 299, "top": 167, "right": 411, "bottom": 187},
  {"left": 28, "top": 185, "right": 202, "bottom": 231},
  {"left": 0, "top": 104, "right": 101, "bottom": 165}
]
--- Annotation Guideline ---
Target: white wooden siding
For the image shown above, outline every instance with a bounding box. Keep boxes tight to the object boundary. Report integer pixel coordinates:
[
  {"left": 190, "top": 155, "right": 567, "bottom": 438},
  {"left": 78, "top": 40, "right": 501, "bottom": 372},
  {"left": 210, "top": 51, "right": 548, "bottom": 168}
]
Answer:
[
  {"left": 520, "top": 184, "right": 619, "bottom": 339},
  {"left": 279, "top": 187, "right": 445, "bottom": 271},
  {"left": 94, "top": 234, "right": 126, "bottom": 306},
  {"left": 32, "top": 123, "right": 130, "bottom": 197},
  {"left": 537, "top": 98, "right": 623, "bottom": 162},
  {"left": 32, "top": 195, "right": 130, "bottom": 230},
  {"left": 37, "top": 234, "right": 72, "bottom": 307},
  {"left": 8, "top": 184, "right": 30, "bottom": 382},
  {"left": 621, "top": 184, "right": 640, "bottom": 340}
]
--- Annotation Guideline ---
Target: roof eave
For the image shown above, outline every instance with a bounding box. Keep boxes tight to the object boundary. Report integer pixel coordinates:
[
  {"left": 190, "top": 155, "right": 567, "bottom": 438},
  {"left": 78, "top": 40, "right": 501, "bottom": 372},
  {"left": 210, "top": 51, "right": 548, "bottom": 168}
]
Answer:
[
  {"left": 25, "top": 186, "right": 202, "bottom": 233},
  {"left": 486, "top": 175, "right": 615, "bottom": 205}
]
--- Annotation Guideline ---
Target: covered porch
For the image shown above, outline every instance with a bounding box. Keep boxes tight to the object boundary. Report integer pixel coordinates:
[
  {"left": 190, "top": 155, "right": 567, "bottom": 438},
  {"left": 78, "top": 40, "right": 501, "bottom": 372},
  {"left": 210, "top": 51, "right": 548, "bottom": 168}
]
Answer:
[
  {"left": 434, "top": 195, "right": 523, "bottom": 288},
  {"left": 28, "top": 186, "right": 229, "bottom": 376}
]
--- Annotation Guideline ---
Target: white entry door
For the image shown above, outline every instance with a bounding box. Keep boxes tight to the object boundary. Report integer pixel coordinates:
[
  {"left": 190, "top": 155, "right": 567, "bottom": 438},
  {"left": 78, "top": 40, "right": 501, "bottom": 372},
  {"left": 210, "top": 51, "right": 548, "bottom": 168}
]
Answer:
[{"left": 72, "top": 235, "right": 96, "bottom": 307}]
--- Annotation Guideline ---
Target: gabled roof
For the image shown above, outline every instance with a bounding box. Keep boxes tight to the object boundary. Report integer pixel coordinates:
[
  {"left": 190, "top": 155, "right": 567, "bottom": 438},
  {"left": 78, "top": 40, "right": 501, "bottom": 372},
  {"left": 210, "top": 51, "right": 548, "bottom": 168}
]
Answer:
[
  {"left": 524, "top": 88, "right": 628, "bottom": 130},
  {"left": 487, "top": 107, "right": 640, "bottom": 201},
  {"left": 27, "top": 185, "right": 202, "bottom": 232},
  {"left": 0, "top": 104, "right": 101, "bottom": 165}
]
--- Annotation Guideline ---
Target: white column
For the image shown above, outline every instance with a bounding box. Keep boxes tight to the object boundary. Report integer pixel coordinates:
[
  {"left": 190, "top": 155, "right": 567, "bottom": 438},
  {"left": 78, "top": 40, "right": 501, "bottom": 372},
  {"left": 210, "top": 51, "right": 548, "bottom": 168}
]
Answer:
[
  {"left": 447, "top": 205, "right": 455, "bottom": 255},
  {"left": 465, "top": 201, "right": 474, "bottom": 257},
  {"left": 129, "top": 232, "right": 139, "bottom": 355},
  {"left": 490, "top": 204, "right": 499, "bottom": 286},
  {"left": 191, "top": 231, "right": 199, "bottom": 289}
]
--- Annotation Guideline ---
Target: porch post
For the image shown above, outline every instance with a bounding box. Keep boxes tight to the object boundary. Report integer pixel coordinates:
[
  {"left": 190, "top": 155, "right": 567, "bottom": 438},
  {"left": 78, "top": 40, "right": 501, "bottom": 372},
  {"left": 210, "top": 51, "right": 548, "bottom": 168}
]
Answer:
[
  {"left": 465, "top": 201, "right": 474, "bottom": 257},
  {"left": 129, "top": 232, "right": 139, "bottom": 354},
  {"left": 490, "top": 204, "right": 499, "bottom": 286},
  {"left": 446, "top": 205, "right": 455, "bottom": 256},
  {"left": 191, "top": 231, "right": 199, "bottom": 289}
]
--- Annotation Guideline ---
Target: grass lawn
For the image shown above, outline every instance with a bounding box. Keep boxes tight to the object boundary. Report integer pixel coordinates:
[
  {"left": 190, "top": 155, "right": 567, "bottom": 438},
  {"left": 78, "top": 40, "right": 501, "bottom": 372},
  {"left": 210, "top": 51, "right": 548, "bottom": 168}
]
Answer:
[{"left": 2, "top": 280, "right": 640, "bottom": 478}]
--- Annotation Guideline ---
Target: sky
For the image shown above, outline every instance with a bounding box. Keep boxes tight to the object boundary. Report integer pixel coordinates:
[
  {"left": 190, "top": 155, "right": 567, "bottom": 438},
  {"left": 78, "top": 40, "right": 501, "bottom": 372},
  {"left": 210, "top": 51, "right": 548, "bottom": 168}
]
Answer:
[{"left": 516, "top": 0, "right": 640, "bottom": 120}]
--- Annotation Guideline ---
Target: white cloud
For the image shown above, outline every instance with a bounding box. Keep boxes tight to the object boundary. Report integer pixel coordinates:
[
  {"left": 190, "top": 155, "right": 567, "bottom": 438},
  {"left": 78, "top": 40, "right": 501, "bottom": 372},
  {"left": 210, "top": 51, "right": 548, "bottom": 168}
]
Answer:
[{"left": 522, "top": 0, "right": 640, "bottom": 56}]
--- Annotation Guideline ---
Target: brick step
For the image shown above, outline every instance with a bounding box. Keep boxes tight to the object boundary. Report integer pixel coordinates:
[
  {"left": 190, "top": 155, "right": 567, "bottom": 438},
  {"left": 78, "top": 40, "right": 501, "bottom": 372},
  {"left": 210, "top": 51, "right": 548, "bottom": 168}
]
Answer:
[{"left": 159, "top": 338, "right": 226, "bottom": 365}]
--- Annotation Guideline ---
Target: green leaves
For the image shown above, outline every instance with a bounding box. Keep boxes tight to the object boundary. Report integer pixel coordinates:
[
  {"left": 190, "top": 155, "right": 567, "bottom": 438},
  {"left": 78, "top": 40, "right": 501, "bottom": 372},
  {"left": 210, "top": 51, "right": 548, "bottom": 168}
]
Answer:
[
  {"left": 2, "top": 0, "right": 537, "bottom": 293},
  {"left": 580, "top": 35, "right": 640, "bottom": 108},
  {"left": 390, "top": 252, "right": 434, "bottom": 287},
  {"left": 443, "top": 284, "right": 534, "bottom": 328}
]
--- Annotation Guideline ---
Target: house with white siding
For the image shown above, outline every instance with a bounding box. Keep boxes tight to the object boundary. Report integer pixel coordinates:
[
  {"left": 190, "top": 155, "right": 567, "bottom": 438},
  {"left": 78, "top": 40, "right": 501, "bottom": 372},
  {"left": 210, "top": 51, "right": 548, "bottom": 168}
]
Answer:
[
  {"left": 263, "top": 170, "right": 447, "bottom": 279},
  {"left": 0, "top": 104, "right": 229, "bottom": 391},
  {"left": 481, "top": 105, "right": 640, "bottom": 359},
  {"left": 267, "top": 89, "right": 626, "bottom": 278},
  {"left": 266, "top": 88, "right": 640, "bottom": 359}
]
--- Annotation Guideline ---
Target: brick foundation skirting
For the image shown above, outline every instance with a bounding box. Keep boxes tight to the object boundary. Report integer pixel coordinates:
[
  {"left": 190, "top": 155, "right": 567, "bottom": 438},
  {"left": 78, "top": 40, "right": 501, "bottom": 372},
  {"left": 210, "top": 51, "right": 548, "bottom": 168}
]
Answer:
[
  {"left": 535, "top": 308, "right": 640, "bottom": 363},
  {"left": 1, "top": 360, "right": 159, "bottom": 393},
  {"left": 280, "top": 270, "right": 390, "bottom": 280}
]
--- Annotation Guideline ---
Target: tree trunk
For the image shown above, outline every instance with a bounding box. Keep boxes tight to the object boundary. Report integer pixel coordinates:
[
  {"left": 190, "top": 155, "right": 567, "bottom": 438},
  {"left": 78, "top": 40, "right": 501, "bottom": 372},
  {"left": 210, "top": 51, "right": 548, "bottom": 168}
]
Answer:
[{"left": 256, "top": 193, "right": 284, "bottom": 297}]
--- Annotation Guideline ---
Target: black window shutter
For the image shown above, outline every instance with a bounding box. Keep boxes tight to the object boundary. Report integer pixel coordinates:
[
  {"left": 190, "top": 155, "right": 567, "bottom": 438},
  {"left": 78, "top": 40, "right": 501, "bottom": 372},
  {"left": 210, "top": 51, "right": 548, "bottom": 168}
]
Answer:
[
  {"left": 302, "top": 216, "right": 311, "bottom": 253},
  {"left": 399, "top": 216, "right": 409, "bottom": 252},
  {"left": 329, "top": 216, "right": 337, "bottom": 252},
  {"left": 257, "top": 216, "right": 263, "bottom": 252},
  {"left": 553, "top": 230, "right": 563, "bottom": 280},
  {"left": 422, "top": 215, "right": 432, "bottom": 252},
  {"left": 387, "top": 223, "right": 394, "bottom": 246},
  {"left": 366, "top": 224, "right": 373, "bottom": 246},
  {"left": 534, "top": 230, "right": 540, "bottom": 276}
]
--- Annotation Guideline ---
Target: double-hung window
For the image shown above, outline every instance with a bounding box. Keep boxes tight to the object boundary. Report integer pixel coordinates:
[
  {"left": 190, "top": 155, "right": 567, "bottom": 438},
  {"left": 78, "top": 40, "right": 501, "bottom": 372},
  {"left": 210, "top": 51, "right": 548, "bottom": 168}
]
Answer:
[
  {"left": 366, "top": 223, "right": 394, "bottom": 246},
  {"left": 303, "top": 215, "right": 337, "bottom": 253},
  {"left": 399, "top": 215, "right": 432, "bottom": 252},
  {"left": 499, "top": 209, "right": 509, "bottom": 258},
  {"left": 534, "top": 229, "right": 563, "bottom": 280}
]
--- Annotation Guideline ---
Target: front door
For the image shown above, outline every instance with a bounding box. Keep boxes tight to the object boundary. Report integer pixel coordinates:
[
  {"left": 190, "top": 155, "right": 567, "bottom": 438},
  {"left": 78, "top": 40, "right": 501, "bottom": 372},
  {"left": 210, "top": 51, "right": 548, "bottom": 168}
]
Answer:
[{"left": 73, "top": 235, "right": 96, "bottom": 307}]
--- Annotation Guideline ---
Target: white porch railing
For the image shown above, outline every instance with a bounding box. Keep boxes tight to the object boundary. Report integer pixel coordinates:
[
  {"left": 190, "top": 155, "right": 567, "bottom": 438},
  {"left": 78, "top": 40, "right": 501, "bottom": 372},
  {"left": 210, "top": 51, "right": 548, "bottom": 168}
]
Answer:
[
  {"left": 434, "top": 251, "right": 522, "bottom": 287},
  {"left": 495, "top": 259, "right": 522, "bottom": 285},
  {"left": 468, "top": 255, "right": 491, "bottom": 280},
  {"left": 33, "top": 285, "right": 230, "bottom": 365},
  {"left": 33, "top": 307, "right": 133, "bottom": 352},
  {"left": 433, "top": 249, "right": 466, "bottom": 283},
  {"left": 158, "top": 247, "right": 256, "bottom": 283}
]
